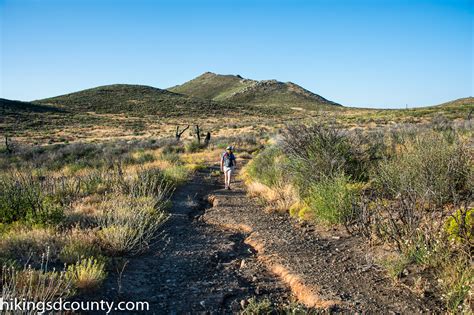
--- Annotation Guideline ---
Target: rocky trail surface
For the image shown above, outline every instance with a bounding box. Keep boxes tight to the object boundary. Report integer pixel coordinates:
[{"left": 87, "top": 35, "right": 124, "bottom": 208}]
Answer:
[{"left": 90, "top": 164, "right": 442, "bottom": 314}]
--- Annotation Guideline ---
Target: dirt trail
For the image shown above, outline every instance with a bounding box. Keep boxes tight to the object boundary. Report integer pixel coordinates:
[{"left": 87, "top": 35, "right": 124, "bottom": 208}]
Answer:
[
  {"left": 92, "top": 166, "right": 290, "bottom": 313},
  {"left": 92, "top": 164, "right": 443, "bottom": 314},
  {"left": 204, "top": 167, "right": 444, "bottom": 313}
]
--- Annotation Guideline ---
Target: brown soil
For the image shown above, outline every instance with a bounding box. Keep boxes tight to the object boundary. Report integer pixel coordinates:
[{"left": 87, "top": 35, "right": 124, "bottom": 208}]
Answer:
[{"left": 88, "top": 164, "right": 444, "bottom": 314}]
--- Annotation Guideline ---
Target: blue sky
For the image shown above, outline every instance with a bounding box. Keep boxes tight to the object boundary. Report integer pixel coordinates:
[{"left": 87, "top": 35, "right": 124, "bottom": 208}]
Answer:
[{"left": 1, "top": 0, "right": 472, "bottom": 108}]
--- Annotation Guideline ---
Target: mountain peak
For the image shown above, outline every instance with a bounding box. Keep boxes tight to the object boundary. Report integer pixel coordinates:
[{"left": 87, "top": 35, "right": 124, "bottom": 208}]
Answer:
[{"left": 169, "top": 73, "right": 340, "bottom": 109}]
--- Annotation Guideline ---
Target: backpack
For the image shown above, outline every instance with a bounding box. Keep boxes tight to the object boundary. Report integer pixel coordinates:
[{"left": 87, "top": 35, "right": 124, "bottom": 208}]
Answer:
[{"left": 223, "top": 152, "right": 234, "bottom": 167}]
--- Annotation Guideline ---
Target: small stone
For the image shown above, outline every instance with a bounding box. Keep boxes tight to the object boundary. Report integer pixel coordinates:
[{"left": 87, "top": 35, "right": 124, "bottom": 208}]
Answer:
[
  {"left": 240, "top": 299, "right": 247, "bottom": 309},
  {"left": 240, "top": 259, "right": 246, "bottom": 269}
]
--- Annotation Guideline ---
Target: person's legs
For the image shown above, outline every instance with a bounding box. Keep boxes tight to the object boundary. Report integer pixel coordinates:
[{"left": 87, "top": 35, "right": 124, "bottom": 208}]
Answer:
[
  {"left": 226, "top": 168, "right": 233, "bottom": 189},
  {"left": 224, "top": 167, "right": 229, "bottom": 188}
]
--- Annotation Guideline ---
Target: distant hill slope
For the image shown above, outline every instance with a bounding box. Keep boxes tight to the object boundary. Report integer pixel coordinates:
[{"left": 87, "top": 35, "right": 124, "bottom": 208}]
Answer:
[
  {"left": 432, "top": 97, "right": 473, "bottom": 109},
  {"left": 168, "top": 72, "right": 341, "bottom": 110},
  {"left": 1, "top": 98, "right": 65, "bottom": 113},
  {"left": 35, "top": 84, "right": 276, "bottom": 117}
]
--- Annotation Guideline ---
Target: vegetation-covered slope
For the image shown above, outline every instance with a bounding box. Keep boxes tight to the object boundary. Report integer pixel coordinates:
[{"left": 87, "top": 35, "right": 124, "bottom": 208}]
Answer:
[
  {"left": 169, "top": 72, "right": 341, "bottom": 110},
  {"left": 1, "top": 98, "right": 65, "bottom": 113},
  {"left": 36, "top": 84, "right": 276, "bottom": 117}
]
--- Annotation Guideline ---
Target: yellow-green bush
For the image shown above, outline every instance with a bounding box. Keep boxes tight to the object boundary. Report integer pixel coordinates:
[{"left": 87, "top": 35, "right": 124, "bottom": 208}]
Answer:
[
  {"left": 185, "top": 141, "right": 203, "bottom": 153},
  {"left": 241, "top": 297, "right": 272, "bottom": 314},
  {"left": 445, "top": 207, "right": 473, "bottom": 244},
  {"left": 66, "top": 257, "right": 106, "bottom": 290}
]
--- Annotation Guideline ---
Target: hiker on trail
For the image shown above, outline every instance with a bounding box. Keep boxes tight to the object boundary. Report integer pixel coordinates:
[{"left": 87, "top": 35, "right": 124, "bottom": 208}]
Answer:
[{"left": 221, "top": 146, "right": 236, "bottom": 190}]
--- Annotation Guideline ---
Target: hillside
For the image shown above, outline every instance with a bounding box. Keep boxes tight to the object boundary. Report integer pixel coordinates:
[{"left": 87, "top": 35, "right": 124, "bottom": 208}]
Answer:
[
  {"left": 432, "top": 96, "right": 473, "bottom": 109},
  {"left": 0, "top": 98, "right": 76, "bottom": 137},
  {"left": 0, "top": 98, "right": 65, "bottom": 113},
  {"left": 169, "top": 72, "right": 341, "bottom": 110},
  {"left": 393, "top": 96, "right": 473, "bottom": 119},
  {"left": 35, "top": 84, "right": 275, "bottom": 117}
]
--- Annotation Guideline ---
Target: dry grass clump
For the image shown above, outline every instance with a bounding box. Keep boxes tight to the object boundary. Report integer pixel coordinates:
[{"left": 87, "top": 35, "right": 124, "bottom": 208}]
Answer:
[
  {"left": 96, "top": 195, "right": 168, "bottom": 255},
  {"left": 246, "top": 181, "right": 297, "bottom": 213},
  {"left": 59, "top": 229, "right": 103, "bottom": 265},
  {"left": 62, "top": 195, "right": 102, "bottom": 228},
  {"left": 66, "top": 257, "right": 107, "bottom": 291},
  {"left": 0, "top": 228, "right": 64, "bottom": 266}
]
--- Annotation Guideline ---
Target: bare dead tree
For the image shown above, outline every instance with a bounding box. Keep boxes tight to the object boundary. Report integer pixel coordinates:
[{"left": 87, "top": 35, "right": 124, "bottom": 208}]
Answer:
[
  {"left": 204, "top": 132, "right": 211, "bottom": 147},
  {"left": 194, "top": 125, "right": 201, "bottom": 144},
  {"left": 175, "top": 125, "right": 189, "bottom": 141}
]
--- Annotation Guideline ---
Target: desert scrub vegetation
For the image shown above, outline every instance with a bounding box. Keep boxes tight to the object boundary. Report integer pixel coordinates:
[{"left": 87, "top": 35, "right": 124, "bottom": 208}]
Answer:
[
  {"left": 0, "top": 172, "right": 67, "bottom": 225},
  {"left": 0, "top": 138, "right": 190, "bottom": 304},
  {"left": 1, "top": 249, "right": 74, "bottom": 314},
  {"left": 244, "top": 121, "right": 473, "bottom": 311},
  {"left": 244, "top": 124, "right": 379, "bottom": 222}
]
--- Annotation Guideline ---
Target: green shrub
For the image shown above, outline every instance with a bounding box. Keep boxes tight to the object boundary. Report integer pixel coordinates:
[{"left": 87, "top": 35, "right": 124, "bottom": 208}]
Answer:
[
  {"left": 375, "top": 131, "right": 471, "bottom": 205},
  {"left": 126, "top": 168, "right": 174, "bottom": 204},
  {"left": 184, "top": 141, "right": 203, "bottom": 153},
  {"left": 133, "top": 152, "right": 155, "bottom": 164},
  {"left": 80, "top": 170, "right": 107, "bottom": 195},
  {"left": 245, "top": 146, "right": 286, "bottom": 187},
  {"left": 304, "top": 174, "right": 362, "bottom": 224},
  {"left": 438, "top": 255, "right": 473, "bottom": 312},
  {"left": 381, "top": 255, "right": 410, "bottom": 280},
  {"left": 0, "top": 173, "right": 65, "bottom": 225},
  {"left": 0, "top": 228, "right": 64, "bottom": 266},
  {"left": 161, "top": 151, "right": 181, "bottom": 164},
  {"left": 241, "top": 297, "right": 272, "bottom": 314},
  {"left": 282, "top": 125, "right": 381, "bottom": 187},
  {"left": 162, "top": 143, "right": 184, "bottom": 155}
]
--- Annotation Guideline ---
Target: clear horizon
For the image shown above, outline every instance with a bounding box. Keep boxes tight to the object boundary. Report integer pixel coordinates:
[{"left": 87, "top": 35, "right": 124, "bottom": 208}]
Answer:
[{"left": 1, "top": 0, "right": 472, "bottom": 108}]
